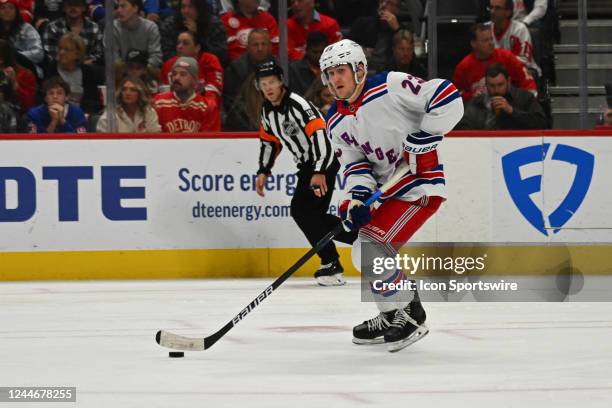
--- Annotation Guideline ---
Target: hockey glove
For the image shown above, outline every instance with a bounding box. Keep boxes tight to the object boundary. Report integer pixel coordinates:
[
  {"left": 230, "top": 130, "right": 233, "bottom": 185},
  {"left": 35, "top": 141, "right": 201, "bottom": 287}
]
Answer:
[
  {"left": 340, "top": 190, "right": 372, "bottom": 231},
  {"left": 403, "top": 130, "right": 442, "bottom": 173}
]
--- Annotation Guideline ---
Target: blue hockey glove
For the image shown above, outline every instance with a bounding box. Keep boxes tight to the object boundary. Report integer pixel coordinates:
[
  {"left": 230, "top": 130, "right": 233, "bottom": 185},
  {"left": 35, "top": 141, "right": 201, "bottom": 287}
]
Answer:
[{"left": 341, "top": 190, "right": 372, "bottom": 231}]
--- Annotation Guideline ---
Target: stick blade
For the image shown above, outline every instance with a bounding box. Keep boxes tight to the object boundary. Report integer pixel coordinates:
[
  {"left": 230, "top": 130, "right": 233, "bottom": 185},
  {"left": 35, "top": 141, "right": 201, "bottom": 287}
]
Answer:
[{"left": 156, "top": 330, "right": 205, "bottom": 351}]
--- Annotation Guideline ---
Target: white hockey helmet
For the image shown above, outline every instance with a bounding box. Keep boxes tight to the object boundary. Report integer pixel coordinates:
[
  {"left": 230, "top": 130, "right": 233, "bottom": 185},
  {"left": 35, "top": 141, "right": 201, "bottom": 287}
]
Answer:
[{"left": 319, "top": 39, "right": 368, "bottom": 87}]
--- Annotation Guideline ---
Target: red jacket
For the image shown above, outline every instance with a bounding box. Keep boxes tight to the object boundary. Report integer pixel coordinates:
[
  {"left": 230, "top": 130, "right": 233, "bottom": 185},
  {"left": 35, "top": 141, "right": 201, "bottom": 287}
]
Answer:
[
  {"left": 14, "top": 65, "right": 37, "bottom": 112},
  {"left": 17, "top": 0, "right": 34, "bottom": 22},
  {"left": 153, "top": 91, "right": 219, "bottom": 133},
  {"left": 287, "top": 11, "right": 342, "bottom": 61},
  {"left": 221, "top": 10, "right": 279, "bottom": 62},
  {"left": 452, "top": 48, "right": 538, "bottom": 102}
]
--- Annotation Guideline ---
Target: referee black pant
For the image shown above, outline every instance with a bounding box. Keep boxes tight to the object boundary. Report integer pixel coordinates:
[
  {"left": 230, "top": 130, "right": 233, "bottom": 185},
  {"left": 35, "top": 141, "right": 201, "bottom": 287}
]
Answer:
[{"left": 290, "top": 159, "right": 357, "bottom": 265}]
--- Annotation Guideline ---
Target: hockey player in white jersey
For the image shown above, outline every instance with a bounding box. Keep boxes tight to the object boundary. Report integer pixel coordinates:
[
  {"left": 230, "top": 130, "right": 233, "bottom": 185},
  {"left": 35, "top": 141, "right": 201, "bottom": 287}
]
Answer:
[{"left": 319, "top": 39, "right": 464, "bottom": 352}]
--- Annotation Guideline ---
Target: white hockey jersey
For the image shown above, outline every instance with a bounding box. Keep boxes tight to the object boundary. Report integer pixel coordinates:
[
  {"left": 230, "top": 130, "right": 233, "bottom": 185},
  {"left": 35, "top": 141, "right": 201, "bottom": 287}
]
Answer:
[
  {"left": 326, "top": 72, "right": 464, "bottom": 203},
  {"left": 492, "top": 19, "right": 542, "bottom": 76}
]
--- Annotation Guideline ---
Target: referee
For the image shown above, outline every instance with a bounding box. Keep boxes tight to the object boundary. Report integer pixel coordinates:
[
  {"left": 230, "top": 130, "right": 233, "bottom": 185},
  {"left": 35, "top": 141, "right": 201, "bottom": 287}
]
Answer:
[{"left": 254, "top": 61, "right": 356, "bottom": 286}]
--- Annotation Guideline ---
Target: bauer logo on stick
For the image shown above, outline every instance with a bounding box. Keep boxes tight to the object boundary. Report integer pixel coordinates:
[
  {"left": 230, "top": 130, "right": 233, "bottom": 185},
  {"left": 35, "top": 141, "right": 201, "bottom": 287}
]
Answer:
[{"left": 232, "top": 286, "right": 274, "bottom": 325}]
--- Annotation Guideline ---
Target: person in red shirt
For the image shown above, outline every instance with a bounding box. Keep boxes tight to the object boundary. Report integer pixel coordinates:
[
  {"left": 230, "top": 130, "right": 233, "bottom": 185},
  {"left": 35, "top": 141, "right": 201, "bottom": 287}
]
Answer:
[
  {"left": 453, "top": 23, "right": 537, "bottom": 102},
  {"left": 489, "top": 0, "right": 540, "bottom": 77},
  {"left": 160, "top": 31, "right": 223, "bottom": 131},
  {"left": 154, "top": 56, "right": 218, "bottom": 133},
  {"left": 4, "top": 0, "right": 33, "bottom": 23},
  {"left": 0, "top": 39, "right": 36, "bottom": 113},
  {"left": 287, "top": 0, "right": 342, "bottom": 61},
  {"left": 221, "top": 0, "right": 279, "bottom": 62}
]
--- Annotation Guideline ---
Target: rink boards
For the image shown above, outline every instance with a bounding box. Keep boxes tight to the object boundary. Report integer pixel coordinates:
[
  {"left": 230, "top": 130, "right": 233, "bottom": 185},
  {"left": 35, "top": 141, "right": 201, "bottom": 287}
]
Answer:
[{"left": 0, "top": 130, "right": 611, "bottom": 280}]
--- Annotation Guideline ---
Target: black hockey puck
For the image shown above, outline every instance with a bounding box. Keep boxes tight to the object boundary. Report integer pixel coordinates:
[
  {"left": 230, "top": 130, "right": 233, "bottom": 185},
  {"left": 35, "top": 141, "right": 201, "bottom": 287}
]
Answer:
[{"left": 169, "top": 351, "right": 184, "bottom": 358}]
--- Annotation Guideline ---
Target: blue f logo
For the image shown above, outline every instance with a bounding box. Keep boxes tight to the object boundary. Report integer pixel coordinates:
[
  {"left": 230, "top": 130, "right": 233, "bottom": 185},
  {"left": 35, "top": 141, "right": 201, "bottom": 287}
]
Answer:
[{"left": 502, "top": 144, "right": 594, "bottom": 235}]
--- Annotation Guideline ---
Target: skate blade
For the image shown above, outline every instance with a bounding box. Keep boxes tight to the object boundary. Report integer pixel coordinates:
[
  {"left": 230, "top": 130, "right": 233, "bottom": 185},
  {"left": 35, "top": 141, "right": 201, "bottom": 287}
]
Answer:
[
  {"left": 352, "top": 337, "right": 385, "bottom": 345},
  {"left": 386, "top": 324, "right": 429, "bottom": 353},
  {"left": 315, "top": 274, "right": 346, "bottom": 286}
]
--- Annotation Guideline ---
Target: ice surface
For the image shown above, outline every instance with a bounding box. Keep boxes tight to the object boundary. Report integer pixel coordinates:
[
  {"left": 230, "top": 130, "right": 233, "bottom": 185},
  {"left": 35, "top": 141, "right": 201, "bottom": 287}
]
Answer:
[{"left": 1, "top": 279, "right": 611, "bottom": 408}]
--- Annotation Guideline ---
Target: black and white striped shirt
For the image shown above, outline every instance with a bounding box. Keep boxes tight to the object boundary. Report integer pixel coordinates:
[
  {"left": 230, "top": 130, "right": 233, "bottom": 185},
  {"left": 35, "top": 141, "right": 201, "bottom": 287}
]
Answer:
[{"left": 257, "top": 91, "right": 333, "bottom": 175}]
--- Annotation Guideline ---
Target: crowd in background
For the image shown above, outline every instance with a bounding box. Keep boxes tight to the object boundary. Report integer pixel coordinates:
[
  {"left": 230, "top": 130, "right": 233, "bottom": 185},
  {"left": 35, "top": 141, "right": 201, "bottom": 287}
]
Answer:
[{"left": 0, "top": 0, "right": 610, "bottom": 134}]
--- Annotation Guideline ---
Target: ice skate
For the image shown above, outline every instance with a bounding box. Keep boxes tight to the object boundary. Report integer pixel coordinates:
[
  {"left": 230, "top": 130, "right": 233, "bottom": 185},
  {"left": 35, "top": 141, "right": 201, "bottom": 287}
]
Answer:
[
  {"left": 314, "top": 260, "right": 346, "bottom": 286},
  {"left": 384, "top": 301, "right": 429, "bottom": 353},
  {"left": 352, "top": 310, "right": 394, "bottom": 344}
]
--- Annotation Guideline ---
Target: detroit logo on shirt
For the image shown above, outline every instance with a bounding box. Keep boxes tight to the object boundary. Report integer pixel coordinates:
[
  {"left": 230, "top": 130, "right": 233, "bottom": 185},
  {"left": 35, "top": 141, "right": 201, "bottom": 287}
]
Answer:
[{"left": 166, "top": 119, "right": 202, "bottom": 133}]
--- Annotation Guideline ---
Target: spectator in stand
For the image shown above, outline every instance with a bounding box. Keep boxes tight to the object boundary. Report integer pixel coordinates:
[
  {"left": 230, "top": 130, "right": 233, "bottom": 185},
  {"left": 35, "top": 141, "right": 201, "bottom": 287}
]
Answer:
[
  {"left": 112, "top": 0, "right": 163, "bottom": 68},
  {"left": 5, "top": 0, "right": 34, "bottom": 23},
  {"left": 26, "top": 76, "right": 87, "bottom": 133},
  {"left": 88, "top": 0, "right": 169, "bottom": 25},
  {"left": 154, "top": 56, "right": 218, "bottom": 132},
  {"left": 223, "top": 27, "right": 270, "bottom": 130},
  {"left": 489, "top": 0, "right": 540, "bottom": 77},
  {"left": 117, "top": 48, "right": 160, "bottom": 95},
  {"left": 0, "top": 39, "right": 36, "bottom": 113},
  {"left": 513, "top": 0, "right": 547, "bottom": 27},
  {"left": 385, "top": 29, "right": 427, "bottom": 79},
  {"left": 160, "top": 31, "right": 223, "bottom": 130},
  {"left": 33, "top": 0, "right": 66, "bottom": 31},
  {"left": 97, "top": 76, "right": 161, "bottom": 132},
  {"left": 42, "top": 0, "right": 104, "bottom": 68},
  {"left": 0, "top": 0, "right": 44, "bottom": 69},
  {"left": 0, "top": 69, "right": 18, "bottom": 132},
  {"left": 44, "top": 32, "right": 103, "bottom": 114},
  {"left": 160, "top": 0, "right": 228, "bottom": 64},
  {"left": 221, "top": 0, "right": 279, "bottom": 62},
  {"left": 303, "top": 76, "right": 333, "bottom": 117},
  {"left": 453, "top": 23, "right": 537, "bottom": 102},
  {"left": 287, "top": 0, "right": 341, "bottom": 61},
  {"left": 456, "top": 63, "right": 547, "bottom": 130},
  {"left": 348, "top": 0, "right": 411, "bottom": 74},
  {"left": 288, "top": 31, "right": 326, "bottom": 96}
]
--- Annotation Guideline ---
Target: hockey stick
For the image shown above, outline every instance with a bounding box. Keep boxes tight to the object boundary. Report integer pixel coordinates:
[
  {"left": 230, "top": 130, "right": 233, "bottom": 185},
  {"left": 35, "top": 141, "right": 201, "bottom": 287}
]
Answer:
[{"left": 156, "top": 162, "right": 410, "bottom": 351}]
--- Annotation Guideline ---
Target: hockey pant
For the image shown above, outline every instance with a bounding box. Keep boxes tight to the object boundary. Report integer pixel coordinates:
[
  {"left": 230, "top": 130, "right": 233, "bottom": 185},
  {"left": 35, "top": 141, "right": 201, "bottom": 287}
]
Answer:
[
  {"left": 352, "top": 196, "right": 443, "bottom": 312},
  {"left": 291, "top": 159, "right": 358, "bottom": 265}
]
